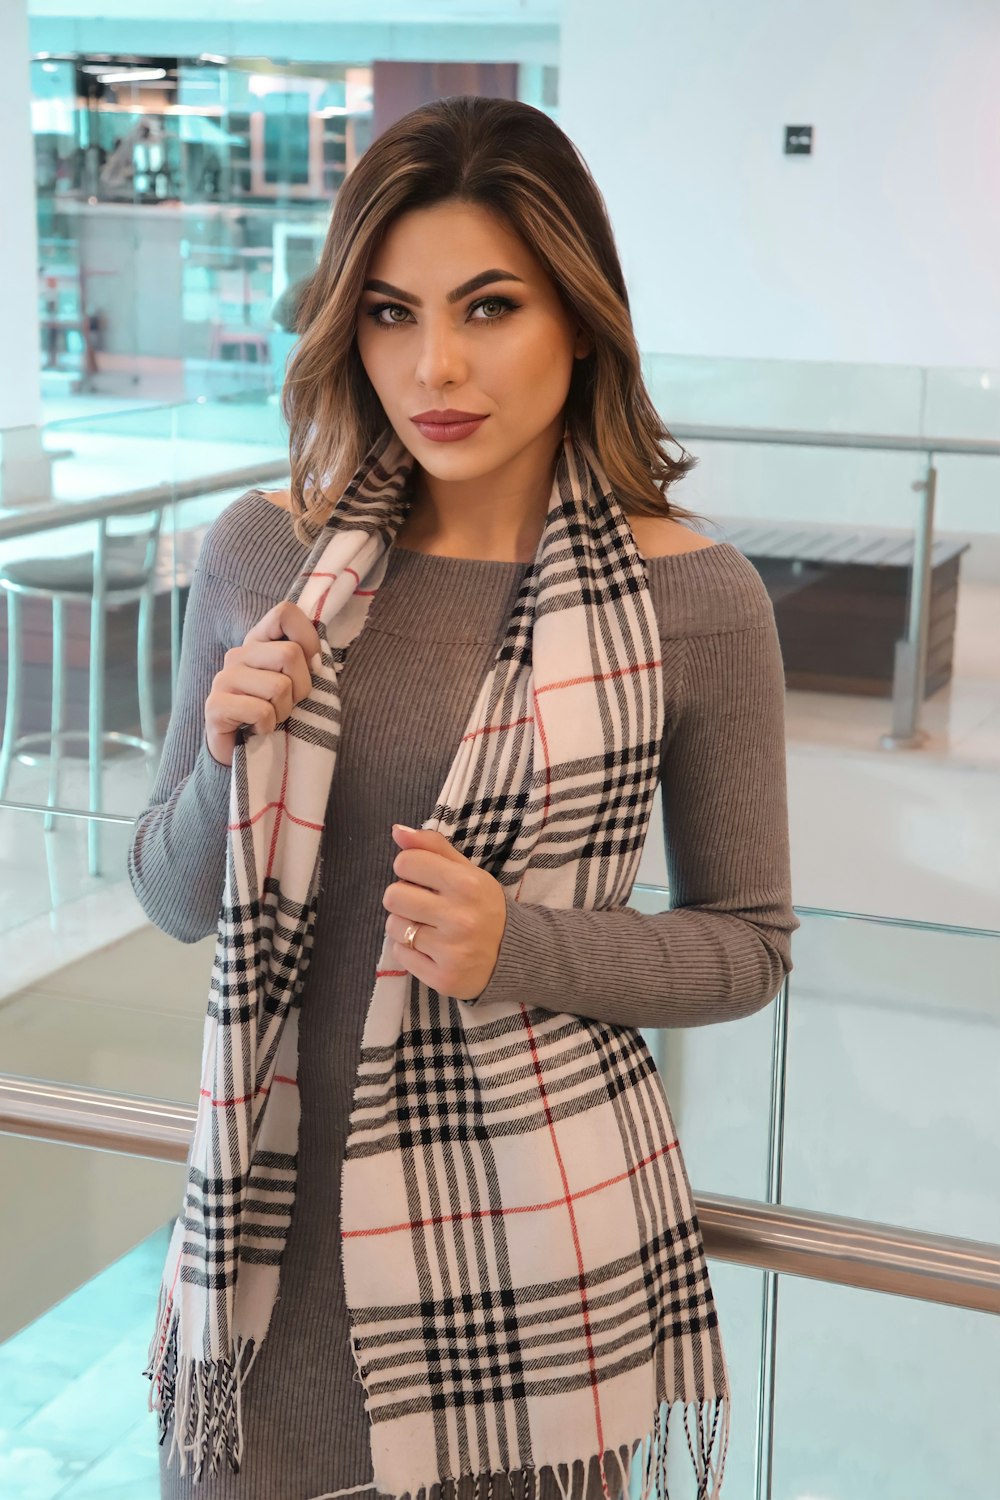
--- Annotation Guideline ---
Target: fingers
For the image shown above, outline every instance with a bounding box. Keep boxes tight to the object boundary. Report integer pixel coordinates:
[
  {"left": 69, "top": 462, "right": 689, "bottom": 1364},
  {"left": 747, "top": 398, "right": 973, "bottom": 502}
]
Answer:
[
  {"left": 223, "top": 649, "right": 306, "bottom": 721},
  {"left": 231, "top": 638, "right": 312, "bottom": 703},
  {"left": 384, "top": 912, "right": 439, "bottom": 952},
  {"left": 245, "top": 599, "right": 323, "bottom": 662},
  {"left": 204, "top": 603, "right": 324, "bottom": 763},
  {"left": 391, "top": 845, "right": 471, "bottom": 895},
  {"left": 382, "top": 878, "right": 439, "bottom": 925},
  {"left": 244, "top": 602, "right": 323, "bottom": 696}
]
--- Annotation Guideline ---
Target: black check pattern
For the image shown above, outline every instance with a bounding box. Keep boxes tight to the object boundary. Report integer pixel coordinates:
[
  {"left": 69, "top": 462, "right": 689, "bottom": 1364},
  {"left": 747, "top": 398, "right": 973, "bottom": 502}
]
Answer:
[{"left": 145, "top": 426, "right": 731, "bottom": 1500}]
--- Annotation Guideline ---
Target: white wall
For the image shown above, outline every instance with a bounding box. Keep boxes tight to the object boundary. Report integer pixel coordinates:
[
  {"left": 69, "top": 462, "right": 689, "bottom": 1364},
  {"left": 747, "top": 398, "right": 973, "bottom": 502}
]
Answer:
[{"left": 560, "top": 0, "right": 1000, "bottom": 370}]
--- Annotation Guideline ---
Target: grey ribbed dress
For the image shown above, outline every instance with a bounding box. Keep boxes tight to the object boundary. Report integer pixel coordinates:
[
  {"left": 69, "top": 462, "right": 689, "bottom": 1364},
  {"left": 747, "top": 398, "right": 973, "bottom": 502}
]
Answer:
[{"left": 127, "top": 487, "right": 798, "bottom": 1500}]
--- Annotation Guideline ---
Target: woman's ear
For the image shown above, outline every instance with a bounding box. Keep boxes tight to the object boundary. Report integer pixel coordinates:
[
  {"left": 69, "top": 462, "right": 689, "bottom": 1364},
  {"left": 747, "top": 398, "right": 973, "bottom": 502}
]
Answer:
[{"left": 574, "top": 326, "right": 594, "bottom": 360}]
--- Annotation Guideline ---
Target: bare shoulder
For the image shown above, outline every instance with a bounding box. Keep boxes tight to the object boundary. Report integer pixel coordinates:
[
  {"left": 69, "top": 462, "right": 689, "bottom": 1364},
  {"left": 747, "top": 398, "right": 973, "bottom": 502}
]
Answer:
[
  {"left": 626, "top": 512, "right": 719, "bottom": 560},
  {"left": 260, "top": 487, "right": 292, "bottom": 512}
]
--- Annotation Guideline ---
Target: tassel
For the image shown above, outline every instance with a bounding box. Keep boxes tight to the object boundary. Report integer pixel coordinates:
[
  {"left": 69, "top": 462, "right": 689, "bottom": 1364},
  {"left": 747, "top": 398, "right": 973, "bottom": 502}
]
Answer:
[
  {"left": 551, "top": 1462, "right": 574, "bottom": 1500},
  {"left": 142, "top": 1307, "right": 261, "bottom": 1479},
  {"left": 302, "top": 1394, "right": 729, "bottom": 1500}
]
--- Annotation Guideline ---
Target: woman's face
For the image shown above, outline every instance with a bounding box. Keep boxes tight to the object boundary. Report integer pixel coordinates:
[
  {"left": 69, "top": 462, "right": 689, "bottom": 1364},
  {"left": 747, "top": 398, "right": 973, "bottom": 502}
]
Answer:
[{"left": 355, "top": 198, "right": 590, "bottom": 488}]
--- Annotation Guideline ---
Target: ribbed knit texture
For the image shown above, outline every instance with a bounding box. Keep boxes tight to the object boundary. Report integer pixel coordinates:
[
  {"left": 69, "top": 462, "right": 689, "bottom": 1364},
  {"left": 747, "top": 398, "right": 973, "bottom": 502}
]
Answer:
[{"left": 129, "top": 488, "right": 798, "bottom": 1500}]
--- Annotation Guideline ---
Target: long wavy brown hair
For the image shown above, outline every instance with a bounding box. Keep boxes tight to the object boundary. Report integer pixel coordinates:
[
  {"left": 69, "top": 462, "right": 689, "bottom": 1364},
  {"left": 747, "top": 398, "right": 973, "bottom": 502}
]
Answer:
[{"left": 280, "top": 94, "right": 704, "bottom": 546}]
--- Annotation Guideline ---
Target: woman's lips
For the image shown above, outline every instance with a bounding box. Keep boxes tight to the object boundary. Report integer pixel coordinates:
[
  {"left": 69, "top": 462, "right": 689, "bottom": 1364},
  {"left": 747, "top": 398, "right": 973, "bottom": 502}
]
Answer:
[{"left": 411, "top": 415, "right": 488, "bottom": 443}]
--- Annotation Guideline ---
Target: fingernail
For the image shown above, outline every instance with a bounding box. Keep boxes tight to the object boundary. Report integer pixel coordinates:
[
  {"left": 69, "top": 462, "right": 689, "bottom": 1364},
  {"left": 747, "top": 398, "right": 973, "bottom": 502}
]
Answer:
[{"left": 393, "top": 822, "right": 416, "bottom": 832}]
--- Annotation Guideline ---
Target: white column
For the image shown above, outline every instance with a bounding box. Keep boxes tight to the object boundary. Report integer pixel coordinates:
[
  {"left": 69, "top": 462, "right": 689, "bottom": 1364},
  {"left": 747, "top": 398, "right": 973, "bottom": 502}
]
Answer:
[{"left": 0, "top": 0, "right": 52, "bottom": 504}]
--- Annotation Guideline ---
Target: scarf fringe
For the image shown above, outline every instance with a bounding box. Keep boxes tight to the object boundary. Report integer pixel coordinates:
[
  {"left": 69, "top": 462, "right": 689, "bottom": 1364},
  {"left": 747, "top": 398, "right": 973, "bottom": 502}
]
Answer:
[
  {"left": 308, "top": 1394, "right": 731, "bottom": 1500},
  {"left": 142, "top": 1286, "right": 261, "bottom": 1480}
]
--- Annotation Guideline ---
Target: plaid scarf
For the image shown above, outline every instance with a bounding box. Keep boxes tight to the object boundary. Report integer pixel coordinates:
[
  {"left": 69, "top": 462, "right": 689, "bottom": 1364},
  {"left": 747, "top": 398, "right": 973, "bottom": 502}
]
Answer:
[{"left": 145, "top": 424, "right": 731, "bottom": 1500}]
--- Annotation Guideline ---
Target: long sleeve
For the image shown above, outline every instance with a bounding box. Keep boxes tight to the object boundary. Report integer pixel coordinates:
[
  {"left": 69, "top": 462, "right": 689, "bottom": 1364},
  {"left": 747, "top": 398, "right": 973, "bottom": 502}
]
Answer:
[
  {"left": 126, "top": 562, "right": 239, "bottom": 943},
  {"left": 471, "top": 609, "right": 799, "bottom": 1028}
]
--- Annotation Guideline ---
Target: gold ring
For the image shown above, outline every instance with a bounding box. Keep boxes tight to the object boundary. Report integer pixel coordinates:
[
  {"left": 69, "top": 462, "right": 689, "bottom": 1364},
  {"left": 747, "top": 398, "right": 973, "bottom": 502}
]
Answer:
[{"left": 402, "top": 922, "right": 420, "bottom": 950}]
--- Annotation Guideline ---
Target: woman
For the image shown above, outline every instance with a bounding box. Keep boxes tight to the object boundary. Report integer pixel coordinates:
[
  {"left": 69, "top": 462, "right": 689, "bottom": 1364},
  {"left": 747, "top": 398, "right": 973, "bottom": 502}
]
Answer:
[{"left": 130, "top": 95, "right": 798, "bottom": 1500}]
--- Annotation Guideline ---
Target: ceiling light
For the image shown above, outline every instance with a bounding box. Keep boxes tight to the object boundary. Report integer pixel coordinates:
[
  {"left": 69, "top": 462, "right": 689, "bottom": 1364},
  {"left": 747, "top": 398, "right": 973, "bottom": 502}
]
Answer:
[{"left": 98, "top": 67, "right": 168, "bottom": 84}]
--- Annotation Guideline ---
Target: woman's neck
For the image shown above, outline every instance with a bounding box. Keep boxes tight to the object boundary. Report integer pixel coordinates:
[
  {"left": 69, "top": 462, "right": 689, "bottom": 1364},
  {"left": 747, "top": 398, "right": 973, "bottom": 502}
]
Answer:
[{"left": 397, "top": 429, "right": 562, "bottom": 563}]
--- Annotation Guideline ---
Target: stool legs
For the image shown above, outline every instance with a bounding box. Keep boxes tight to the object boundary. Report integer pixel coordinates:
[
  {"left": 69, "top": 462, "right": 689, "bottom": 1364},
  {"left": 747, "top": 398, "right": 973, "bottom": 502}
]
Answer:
[
  {"left": 0, "top": 590, "right": 23, "bottom": 801},
  {"left": 3, "top": 570, "right": 162, "bottom": 879},
  {"left": 137, "top": 587, "right": 157, "bottom": 756},
  {"left": 88, "top": 587, "right": 105, "bottom": 878},
  {"left": 45, "top": 595, "right": 65, "bottom": 832}
]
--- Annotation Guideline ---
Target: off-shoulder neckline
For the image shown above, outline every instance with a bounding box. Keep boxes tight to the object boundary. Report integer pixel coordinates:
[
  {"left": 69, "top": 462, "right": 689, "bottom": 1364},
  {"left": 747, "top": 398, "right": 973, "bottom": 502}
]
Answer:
[
  {"left": 386, "top": 541, "right": 744, "bottom": 570},
  {"left": 245, "top": 489, "right": 742, "bottom": 570}
]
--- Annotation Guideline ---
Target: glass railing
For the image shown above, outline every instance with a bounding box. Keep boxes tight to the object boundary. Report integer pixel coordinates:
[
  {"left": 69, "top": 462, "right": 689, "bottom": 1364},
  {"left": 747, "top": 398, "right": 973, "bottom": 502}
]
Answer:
[
  {"left": 639, "top": 353, "right": 1000, "bottom": 753},
  {"left": 2, "top": 352, "right": 994, "bottom": 840},
  {"left": 0, "top": 792, "right": 997, "bottom": 1496},
  {"left": 642, "top": 351, "right": 1000, "bottom": 443},
  {"left": 34, "top": 391, "right": 289, "bottom": 504},
  {"left": 0, "top": 1138, "right": 181, "bottom": 1498},
  {"left": 633, "top": 891, "right": 1000, "bottom": 1247},
  {"left": 0, "top": 401, "right": 292, "bottom": 864},
  {"left": 645, "top": 350, "right": 999, "bottom": 565}
]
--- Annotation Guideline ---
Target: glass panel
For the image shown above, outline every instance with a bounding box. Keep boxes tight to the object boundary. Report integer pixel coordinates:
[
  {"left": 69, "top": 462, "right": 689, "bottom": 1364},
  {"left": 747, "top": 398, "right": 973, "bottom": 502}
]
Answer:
[
  {"left": 685, "top": 1259, "right": 766, "bottom": 1500},
  {"left": 630, "top": 878, "right": 780, "bottom": 1204},
  {"left": 771, "top": 1271, "right": 1000, "bottom": 1500},
  {"left": 0, "top": 795, "right": 212, "bottom": 1103},
  {"left": 922, "top": 364, "right": 1000, "bottom": 442},
  {"left": 644, "top": 350, "right": 931, "bottom": 435},
  {"left": 31, "top": 396, "right": 289, "bottom": 502},
  {"left": 0, "top": 1135, "right": 179, "bottom": 1497},
  {"left": 783, "top": 909, "right": 1000, "bottom": 1244},
  {"left": 643, "top": 350, "right": 1000, "bottom": 445},
  {"left": 0, "top": 806, "right": 138, "bottom": 937}
]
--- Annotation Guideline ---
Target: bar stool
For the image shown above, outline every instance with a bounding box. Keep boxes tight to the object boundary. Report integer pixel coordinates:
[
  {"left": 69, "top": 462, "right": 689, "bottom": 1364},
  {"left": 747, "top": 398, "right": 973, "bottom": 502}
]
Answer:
[{"left": 0, "top": 506, "right": 164, "bottom": 877}]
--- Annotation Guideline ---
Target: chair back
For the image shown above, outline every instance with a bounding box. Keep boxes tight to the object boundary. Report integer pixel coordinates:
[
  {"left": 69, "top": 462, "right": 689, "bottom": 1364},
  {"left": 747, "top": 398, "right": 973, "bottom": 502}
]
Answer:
[{"left": 92, "top": 503, "right": 165, "bottom": 597}]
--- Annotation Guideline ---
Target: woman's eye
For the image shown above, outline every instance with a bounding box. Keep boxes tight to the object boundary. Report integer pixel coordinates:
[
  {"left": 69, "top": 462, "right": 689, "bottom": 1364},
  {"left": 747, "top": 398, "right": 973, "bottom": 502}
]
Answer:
[
  {"left": 368, "top": 303, "right": 411, "bottom": 327},
  {"left": 365, "top": 295, "right": 518, "bottom": 329},
  {"left": 470, "top": 296, "right": 517, "bottom": 321}
]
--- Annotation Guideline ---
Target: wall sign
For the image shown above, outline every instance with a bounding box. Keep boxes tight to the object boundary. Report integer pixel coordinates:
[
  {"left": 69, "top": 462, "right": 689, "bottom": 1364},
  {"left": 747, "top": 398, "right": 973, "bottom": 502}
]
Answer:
[{"left": 785, "top": 125, "right": 814, "bottom": 154}]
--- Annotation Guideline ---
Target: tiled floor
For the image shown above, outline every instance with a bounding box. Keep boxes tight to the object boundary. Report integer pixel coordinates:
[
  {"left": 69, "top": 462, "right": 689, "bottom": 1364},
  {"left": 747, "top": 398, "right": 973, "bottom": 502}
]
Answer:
[{"left": 0, "top": 1224, "right": 170, "bottom": 1500}]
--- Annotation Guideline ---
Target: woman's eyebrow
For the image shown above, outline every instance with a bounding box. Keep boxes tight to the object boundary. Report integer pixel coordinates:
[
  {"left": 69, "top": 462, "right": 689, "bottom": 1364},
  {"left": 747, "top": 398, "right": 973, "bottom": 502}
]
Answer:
[{"left": 362, "top": 269, "right": 526, "bottom": 307}]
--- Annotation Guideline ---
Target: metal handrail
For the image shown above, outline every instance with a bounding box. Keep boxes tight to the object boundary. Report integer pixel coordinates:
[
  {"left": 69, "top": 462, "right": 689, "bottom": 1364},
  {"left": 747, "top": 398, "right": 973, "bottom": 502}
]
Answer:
[
  {"left": 667, "top": 421, "right": 1000, "bottom": 457},
  {"left": 2, "top": 1074, "right": 997, "bottom": 1316},
  {"left": 0, "top": 458, "right": 290, "bottom": 541},
  {"left": 0, "top": 797, "right": 138, "bottom": 824}
]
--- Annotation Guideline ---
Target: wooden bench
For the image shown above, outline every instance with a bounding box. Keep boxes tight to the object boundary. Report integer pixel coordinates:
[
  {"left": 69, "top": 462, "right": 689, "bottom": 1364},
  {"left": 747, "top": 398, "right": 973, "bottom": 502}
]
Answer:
[{"left": 722, "top": 522, "right": 970, "bottom": 698}]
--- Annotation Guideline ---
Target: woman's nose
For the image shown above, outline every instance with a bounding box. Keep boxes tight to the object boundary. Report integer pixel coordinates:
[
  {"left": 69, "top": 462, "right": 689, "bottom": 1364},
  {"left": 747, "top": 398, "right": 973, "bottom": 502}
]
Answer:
[{"left": 413, "top": 319, "right": 468, "bottom": 389}]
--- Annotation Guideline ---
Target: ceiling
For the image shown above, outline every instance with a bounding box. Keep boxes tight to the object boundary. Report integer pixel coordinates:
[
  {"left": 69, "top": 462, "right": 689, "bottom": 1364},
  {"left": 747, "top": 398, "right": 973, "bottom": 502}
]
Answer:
[{"left": 29, "top": 0, "right": 560, "bottom": 23}]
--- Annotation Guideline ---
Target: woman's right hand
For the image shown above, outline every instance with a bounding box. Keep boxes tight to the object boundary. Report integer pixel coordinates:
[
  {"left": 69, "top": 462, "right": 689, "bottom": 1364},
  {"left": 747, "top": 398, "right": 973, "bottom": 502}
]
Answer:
[{"left": 204, "top": 601, "right": 324, "bottom": 769}]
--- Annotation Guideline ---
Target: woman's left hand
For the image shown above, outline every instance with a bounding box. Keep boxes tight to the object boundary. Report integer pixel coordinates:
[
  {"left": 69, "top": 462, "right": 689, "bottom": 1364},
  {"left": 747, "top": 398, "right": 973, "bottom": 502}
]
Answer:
[{"left": 382, "top": 823, "right": 507, "bottom": 1001}]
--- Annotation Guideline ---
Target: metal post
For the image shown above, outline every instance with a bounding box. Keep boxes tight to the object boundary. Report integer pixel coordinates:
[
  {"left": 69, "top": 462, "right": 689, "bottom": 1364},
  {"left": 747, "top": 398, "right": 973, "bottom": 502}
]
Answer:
[
  {"left": 170, "top": 406, "right": 181, "bottom": 703},
  {"left": 881, "top": 455, "right": 938, "bottom": 750}
]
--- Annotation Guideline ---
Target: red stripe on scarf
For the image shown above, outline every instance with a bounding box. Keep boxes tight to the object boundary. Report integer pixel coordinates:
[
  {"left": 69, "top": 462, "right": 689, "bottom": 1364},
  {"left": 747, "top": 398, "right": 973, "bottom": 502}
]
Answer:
[
  {"left": 536, "top": 657, "right": 662, "bottom": 695},
  {"left": 341, "top": 1136, "right": 679, "bottom": 1238},
  {"left": 201, "top": 1074, "right": 299, "bottom": 1106}
]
